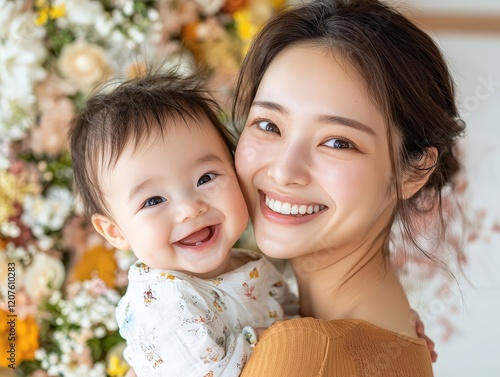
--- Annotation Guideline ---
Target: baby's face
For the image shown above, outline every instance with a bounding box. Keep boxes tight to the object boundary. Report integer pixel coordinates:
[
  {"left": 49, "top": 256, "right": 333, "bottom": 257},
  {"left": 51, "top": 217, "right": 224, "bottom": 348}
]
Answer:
[{"left": 98, "top": 119, "right": 248, "bottom": 278}]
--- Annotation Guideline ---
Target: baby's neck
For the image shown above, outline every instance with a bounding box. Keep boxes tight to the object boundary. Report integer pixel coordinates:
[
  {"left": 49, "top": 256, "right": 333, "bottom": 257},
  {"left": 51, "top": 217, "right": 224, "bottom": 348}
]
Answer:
[
  {"left": 190, "top": 250, "right": 255, "bottom": 279},
  {"left": 291, "top": 240, "right": 417, "bottom": 337}
]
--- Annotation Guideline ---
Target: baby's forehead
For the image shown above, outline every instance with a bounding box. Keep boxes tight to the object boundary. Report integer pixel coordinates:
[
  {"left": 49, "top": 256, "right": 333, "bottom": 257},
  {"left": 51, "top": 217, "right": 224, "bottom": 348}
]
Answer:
[{"left": 130, "top": 115, "right": 227, "bottom": 150}]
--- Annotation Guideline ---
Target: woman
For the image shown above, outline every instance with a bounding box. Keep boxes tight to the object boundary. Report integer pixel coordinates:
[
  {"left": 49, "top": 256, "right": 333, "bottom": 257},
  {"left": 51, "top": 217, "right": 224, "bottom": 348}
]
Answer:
[
  {"left": 126, "top": 0, "right": 462, "bottom": 375},
  {"left": 232, "top": 0, "right": 464, "bottom": 375}
]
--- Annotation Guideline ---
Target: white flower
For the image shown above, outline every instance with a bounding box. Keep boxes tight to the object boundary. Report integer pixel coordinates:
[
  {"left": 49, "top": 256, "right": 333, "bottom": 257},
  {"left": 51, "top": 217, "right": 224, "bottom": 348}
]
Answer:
[
  {"left": 0, "top": 7, "right": 46, "bottom": 141},
  {"left": 24, "top": 253, "right": 65, "bottom": 302},
  {"left": 94, "top": 326, "right": 106, "bottom": 338},
  {"left": 0, "top": 221, "right": 20, "bottom": 238},
  {"left": 22, "top": 186, "right": 74, "bottom": 234},
  {"left": 38, "top": 235, "right": 55, "bottom": 251},
  {"left": 195, "top": 0, "right": 225, "bottom": 16},
  {"left": 65, "top": 0, "right": 106, "bottom": 26},
  {"left": 57, "top": 41, "right": 111, "bottom": 93},
  {"left": 0, "top": 139, "right": 10, "bottom": 170},
  {"left": 34, "top": 348, "right": 47, "bottom": 360},
  {"left": 95, "top": 17, "right": 113, "bottom": 37},
  {"left": 122, "top": 0, "right": 134, "bottom": 16}
]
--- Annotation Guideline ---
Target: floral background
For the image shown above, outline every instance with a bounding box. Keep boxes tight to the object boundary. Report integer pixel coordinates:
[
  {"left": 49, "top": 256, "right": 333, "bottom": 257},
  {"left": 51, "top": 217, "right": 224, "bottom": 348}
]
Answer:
[
  {"left": 0, "top": 0, "right": 284, "bottom": 375},
  {"left": 1, "top": 0, "right": 498, "bottom": 376}
]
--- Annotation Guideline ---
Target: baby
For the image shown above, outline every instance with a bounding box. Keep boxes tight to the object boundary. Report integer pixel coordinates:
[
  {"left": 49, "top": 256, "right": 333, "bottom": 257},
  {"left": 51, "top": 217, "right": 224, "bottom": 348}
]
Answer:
[{"left": 68, "top": 71, "right": 291, "bottom": 376}]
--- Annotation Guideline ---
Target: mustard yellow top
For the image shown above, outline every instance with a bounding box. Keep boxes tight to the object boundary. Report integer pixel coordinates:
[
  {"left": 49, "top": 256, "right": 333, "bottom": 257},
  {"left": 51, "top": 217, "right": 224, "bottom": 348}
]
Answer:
[{"left": 241, "top": 317, "right": 433, "bottom": 377}]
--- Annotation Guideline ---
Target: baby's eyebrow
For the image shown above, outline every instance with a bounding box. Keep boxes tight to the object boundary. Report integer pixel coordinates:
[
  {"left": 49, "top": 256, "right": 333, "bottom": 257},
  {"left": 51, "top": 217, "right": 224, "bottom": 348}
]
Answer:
[
  {"left": 128, "top": 178, "right": 159, "bottom": 203},
  {"left": 193, "top": 153, "right": 224, "bottom": 167}
]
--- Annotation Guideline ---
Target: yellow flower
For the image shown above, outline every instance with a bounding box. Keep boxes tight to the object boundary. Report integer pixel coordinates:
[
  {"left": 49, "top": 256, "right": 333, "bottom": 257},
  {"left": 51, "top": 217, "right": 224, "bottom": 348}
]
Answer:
[
  {"left": 0, "top": 310, "right": 39, "bottom": 367},
  {"left": 233, "top": 9, "right": 255, "bottom": 42},
  {"left": 106, "top": 342, "right": 129, "bottom": 377},
  {"left": 249, "top": 267, "right": 259, "bottom": 279},
  {"left": 70, "top": 244, "right": 117, "bottom": 288},
  {"left": 0, "top": 171, "right": 34, "bottom": 224},
  {"left": 272, "top": 0, "right": 286, "bottom": 9},
  {"left": 35, "top": 0, "right": 66, "bottom": 26},
  {"left": 107, "top": 355, "right": 129, "bottom": 377}
]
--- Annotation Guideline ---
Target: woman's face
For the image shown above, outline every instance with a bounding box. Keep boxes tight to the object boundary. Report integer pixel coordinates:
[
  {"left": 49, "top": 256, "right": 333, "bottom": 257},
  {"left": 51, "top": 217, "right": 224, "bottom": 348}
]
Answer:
[{"left": 235, "top": 45, "right": 397, "bottom": 259}]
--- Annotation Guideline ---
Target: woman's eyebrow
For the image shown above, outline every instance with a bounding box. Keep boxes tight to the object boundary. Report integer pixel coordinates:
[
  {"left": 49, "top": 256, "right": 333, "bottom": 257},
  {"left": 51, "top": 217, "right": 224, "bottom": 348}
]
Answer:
[
  {"left": 252, "top": 100, "right": 376, "bottom": 136},
  {"left": 317, "top": 114, "right": 376, "bottom": 136},
  {"left": 252, "top": 100, "right": 287, "bottom": 115}
]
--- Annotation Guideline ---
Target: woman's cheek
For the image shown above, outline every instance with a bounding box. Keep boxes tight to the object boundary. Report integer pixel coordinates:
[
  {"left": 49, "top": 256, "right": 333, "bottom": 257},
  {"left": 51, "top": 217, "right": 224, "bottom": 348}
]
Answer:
[{"left": 235, "top": 133, "right": 260, "bottom": 171}]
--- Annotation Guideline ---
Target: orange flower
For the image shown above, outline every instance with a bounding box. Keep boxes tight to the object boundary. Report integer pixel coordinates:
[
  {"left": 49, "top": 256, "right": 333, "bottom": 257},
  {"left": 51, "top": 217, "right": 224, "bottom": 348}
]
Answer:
[
  {"left": 0, "top": 310, "right": 39, "bottom": 367},
  {"left": 69, "top": 244, "right": 117, "bottom": 288},
  {"left": 222, "top": 0, "right": 248, "bottom": 14}
]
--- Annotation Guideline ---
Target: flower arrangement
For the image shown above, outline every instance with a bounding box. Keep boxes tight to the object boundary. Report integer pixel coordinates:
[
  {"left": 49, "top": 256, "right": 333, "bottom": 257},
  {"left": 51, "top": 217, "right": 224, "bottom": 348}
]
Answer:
[{"left": 0, "top": 0, "right": 284, "bottom": 375}]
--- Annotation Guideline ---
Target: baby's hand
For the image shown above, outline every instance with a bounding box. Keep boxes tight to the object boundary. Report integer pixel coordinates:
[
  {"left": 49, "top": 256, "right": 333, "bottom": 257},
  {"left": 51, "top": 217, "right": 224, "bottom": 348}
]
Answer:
[
  {"left": 414, "top": 312, "right": 438, "bottom": 363},
  {"left": 255, "top": 327, "right": 268, "bottom": 337},
  {"left": 125, "top": 368, "right": 137, "bottom": 377},
  {"left": 243, "top": 326, "right": 268, "bottom": 349}
]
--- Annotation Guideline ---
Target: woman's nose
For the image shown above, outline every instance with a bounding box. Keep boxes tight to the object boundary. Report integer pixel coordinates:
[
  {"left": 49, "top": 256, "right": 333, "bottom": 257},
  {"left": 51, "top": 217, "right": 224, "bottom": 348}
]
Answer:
[{"left": 266, "top": 141, "right": 311, "bottom": 187}]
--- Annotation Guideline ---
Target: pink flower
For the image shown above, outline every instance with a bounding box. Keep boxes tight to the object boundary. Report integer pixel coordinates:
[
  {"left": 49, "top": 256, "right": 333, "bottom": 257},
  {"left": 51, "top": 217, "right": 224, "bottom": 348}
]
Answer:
[{"left": 30, "top": 97, "right": 74, "bottom": 157}]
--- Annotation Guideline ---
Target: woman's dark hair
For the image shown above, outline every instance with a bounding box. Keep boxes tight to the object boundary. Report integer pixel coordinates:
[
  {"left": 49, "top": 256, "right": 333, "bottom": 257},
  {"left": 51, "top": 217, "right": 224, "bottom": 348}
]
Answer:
[
  {"left": 69, "top": 68, "right": 236, "bottom": 219},
  {"left": 232, "top": 0, "right": 466, "bottom": 259}
]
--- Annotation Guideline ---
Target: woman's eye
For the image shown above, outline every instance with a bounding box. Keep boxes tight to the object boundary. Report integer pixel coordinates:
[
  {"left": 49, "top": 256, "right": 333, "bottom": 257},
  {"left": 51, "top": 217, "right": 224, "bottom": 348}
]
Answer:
[
  {"left": 144, "top": 196, "right": 167, "bottom": 207},
  {"left": 197, "top": 173, "right": 217, "bottom": 187},
  {"left": 257, "top": 120, "right": 280, "bottom": 134},
  {"left": 323, "top": 138, "right": 354, "bottom": 149}
]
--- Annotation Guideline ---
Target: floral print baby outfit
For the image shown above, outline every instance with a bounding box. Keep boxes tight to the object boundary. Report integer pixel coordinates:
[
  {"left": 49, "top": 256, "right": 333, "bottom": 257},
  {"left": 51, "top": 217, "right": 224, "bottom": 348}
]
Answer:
[{"left": 116, "top": 249, "right": 292, "bottom": 377}]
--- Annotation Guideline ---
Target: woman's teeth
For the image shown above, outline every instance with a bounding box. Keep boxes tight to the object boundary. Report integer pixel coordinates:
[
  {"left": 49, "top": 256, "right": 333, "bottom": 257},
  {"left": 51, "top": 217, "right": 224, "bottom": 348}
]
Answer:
[{"left": 265, "top": 195, "right": 325, "bottom": 215}]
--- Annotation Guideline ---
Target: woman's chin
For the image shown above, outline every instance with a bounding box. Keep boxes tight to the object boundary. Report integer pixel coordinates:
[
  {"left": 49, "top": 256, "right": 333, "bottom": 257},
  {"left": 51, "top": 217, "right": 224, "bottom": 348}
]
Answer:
[{"left": 255, "top": 237, "right": 301, "bottom": 260}]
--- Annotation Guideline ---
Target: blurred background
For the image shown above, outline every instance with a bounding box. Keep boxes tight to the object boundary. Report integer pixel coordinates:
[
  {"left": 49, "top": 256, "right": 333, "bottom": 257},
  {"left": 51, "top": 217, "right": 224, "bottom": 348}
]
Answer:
[{"left": 0, "top": 0, "right": 498, "bottom": 376}]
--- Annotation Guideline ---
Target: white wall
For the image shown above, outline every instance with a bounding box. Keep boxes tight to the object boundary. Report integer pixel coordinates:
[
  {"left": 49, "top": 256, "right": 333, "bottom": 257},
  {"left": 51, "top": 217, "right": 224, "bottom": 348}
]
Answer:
[
  {"left": 395, "top": 2, "right": 500, "bottom": 374},
  {"left": 398, "top": 0, "right": 500, "bottom": 14}
]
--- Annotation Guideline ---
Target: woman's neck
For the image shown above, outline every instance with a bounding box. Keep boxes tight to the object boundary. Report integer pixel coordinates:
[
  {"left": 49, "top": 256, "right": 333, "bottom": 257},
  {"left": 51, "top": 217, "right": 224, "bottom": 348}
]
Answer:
[{"left": 291, "top": 231, "right": 417, "bottom": 337}]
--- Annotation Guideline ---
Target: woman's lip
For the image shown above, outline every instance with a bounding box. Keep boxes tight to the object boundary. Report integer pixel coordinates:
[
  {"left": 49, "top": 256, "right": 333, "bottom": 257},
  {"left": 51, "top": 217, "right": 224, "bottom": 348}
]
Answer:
[
  {"left": 258, "top": 191, "right": 326, "bottom": 225},
  {"left": 173, "top": 224, "right": 221, "bottom": 252},
  {"left": 259, "top": 190, "right": 324, "bottom": 207}
]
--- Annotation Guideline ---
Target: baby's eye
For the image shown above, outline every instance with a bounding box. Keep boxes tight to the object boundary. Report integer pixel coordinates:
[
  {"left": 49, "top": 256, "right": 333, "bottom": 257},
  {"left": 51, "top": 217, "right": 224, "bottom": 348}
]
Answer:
[
  {"left": 144, "top": 196, "right": 167, "bottom": 207},
  {"left": 197, "top": 173, "right": 217, "bottom": 187},
  {"left": 323, "top": 138, "right": 354, "bottom": 149},
  {"left": 257, "top": 120, "right": 280, "bottom": 135}
]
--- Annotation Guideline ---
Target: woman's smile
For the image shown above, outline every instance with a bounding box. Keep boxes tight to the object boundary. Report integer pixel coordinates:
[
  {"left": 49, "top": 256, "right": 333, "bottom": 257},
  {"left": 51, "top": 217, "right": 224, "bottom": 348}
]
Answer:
[{"left": 260, "top": 190, "right": 327, "bottom": 225}]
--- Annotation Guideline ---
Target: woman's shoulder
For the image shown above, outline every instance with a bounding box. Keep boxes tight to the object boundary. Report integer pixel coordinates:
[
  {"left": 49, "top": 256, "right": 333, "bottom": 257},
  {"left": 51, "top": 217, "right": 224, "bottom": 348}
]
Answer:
[
  {"left": 263, "top": 317, "right": 427, "bottom": 346},
  {"left": 242, "top": 318, "right": 433, "bottom": 377}
]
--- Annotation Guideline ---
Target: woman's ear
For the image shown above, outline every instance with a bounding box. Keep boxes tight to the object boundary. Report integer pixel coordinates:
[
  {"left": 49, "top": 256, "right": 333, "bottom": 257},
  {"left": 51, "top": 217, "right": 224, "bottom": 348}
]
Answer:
[
  {"left": 91, "top": 214, "right": 130, "bottom": 250},
  {"left": 402, "top": 147, "right": 438, "bottom": 200}
]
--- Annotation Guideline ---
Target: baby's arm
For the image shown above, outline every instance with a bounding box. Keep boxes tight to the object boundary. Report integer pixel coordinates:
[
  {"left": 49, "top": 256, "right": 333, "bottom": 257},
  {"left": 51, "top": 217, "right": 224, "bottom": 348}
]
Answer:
[{"left": 119, "top": 280, "right": 255, "bottom": 376}]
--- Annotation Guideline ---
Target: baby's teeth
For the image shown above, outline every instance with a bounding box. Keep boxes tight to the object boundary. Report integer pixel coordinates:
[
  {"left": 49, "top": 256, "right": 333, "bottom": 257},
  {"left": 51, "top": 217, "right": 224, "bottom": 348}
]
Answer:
[{"left": 291, "top": 205, "right": 299, "bottom": 215}]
